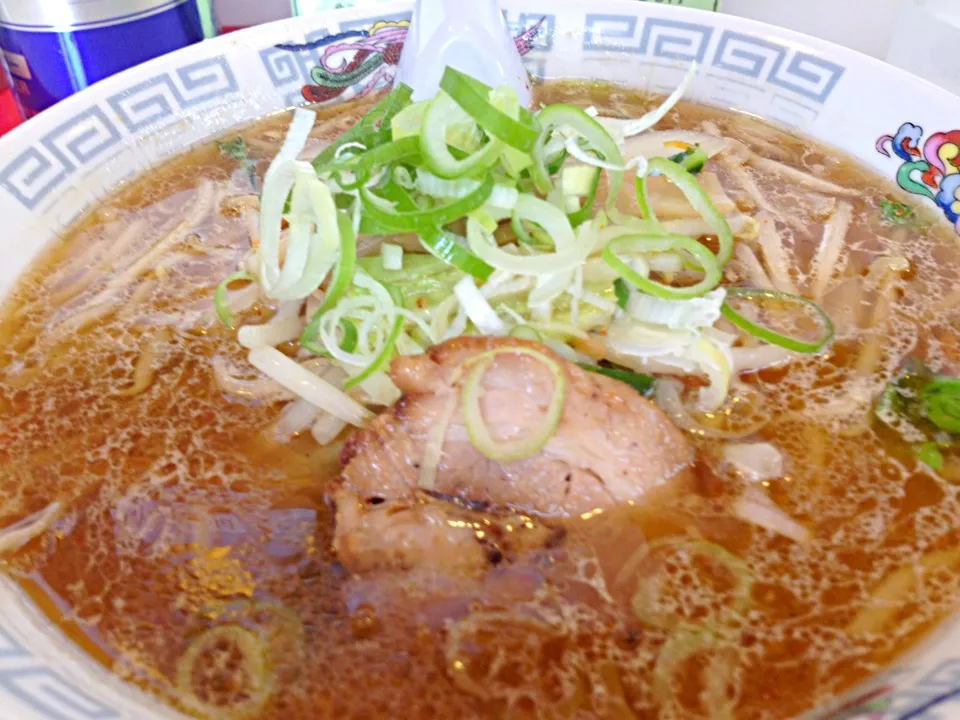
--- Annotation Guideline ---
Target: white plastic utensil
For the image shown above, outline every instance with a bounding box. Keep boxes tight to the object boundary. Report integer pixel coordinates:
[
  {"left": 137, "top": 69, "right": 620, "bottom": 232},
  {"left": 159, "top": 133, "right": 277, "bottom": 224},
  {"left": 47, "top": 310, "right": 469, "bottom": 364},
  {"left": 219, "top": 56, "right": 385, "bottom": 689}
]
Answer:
[{"left": 395, "top": 0, "right": 532, "bottom": 105}]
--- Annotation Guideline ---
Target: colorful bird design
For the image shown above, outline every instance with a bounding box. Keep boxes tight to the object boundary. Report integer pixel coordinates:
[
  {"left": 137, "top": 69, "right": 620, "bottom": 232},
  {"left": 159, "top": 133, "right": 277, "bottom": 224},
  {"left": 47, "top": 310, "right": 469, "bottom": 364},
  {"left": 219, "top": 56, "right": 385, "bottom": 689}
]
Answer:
[
  {"left": 878, "top": 122, "right": 960, "bottom": 233},
  {"left": 285, "top": 17, "right": 546, "bottom": 105}
]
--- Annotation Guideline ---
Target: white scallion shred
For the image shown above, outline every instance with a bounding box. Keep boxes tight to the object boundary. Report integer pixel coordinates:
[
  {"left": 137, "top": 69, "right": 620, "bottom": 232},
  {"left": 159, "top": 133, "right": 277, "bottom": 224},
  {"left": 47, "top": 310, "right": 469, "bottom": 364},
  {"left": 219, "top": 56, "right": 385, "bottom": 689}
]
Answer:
[
  {"left": 381, "top": 243, "right": 403, "bottom": 271},
  {"left": 454, "top": 276, "right": 508, "bottom": 335},
  {"left": 723, "top": 443, "right": 785, "bottom": 483},
  {"left": 248, "top": 347, "right": 372, "bottom": 426},
  {"left": 600, "top": 61, "right": 699, "bottom": 144},
  {"left": 625, "top": 289, "right": 726, "bottom": 330}
]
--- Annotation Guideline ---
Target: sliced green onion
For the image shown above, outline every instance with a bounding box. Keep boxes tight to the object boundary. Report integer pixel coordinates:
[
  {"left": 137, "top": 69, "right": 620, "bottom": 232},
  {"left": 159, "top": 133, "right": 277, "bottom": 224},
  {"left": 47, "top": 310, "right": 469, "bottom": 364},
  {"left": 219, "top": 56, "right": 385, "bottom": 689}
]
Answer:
[
  {"left": 603, "top": 234, "right": 722, "bottom": 299},
  {"left": 360, "top": 173, "right": 494, "bottom": 232},
  {"left": 510, "top": 214, "right": 552, "bottom": 247},
  {"left": 454, "top": 276, "right": 508, "bottom": 335},
  {"left": 382, "top": 242, "right": 403, "bottom": 270},
  {"left": 461, "top": 347, "right": 566, "bottom": 461},
  {"left": 720, "top": 288, "right": 834, "bottom": 354},
  {"left": 628, "top": 539, "right": 752, "bottom": 630},
  {"left": 176, "top": 625, "right": 272, "bottom": 718},
  {"left": 653, "top": 626, "right": 738, "bottom": 720},
  {"left": 299, "top": 212, "right": 357, "bottom": 352},
  {"left": 634, "top": 174, "right": 656, "bottom": 223},
  {"left": 468, "top": 210, "right": 596, "bottom": 277},
  {"left": 561, "top": 165, "right": 599, "bottom": 196},
  {"left": 647, "top": 157, "right": 732, "bottom": 266},
  {"left": 215, "top": 271, "right": 255, "bottom": 329},
  {"left": 439, "top": 67, "right": 540, "bottom": 152},
  {"left": 343, "top": 280, "right": 405, "bottom": 390},
  {"left": 311, "top": 83, "right": 413, "bottom": 170},
  {"left": 419, "top": 227, "right": 494, "bottom": 280},
  {"left": 546, "top": 148, "right": 568, "bottom": 176},
  {"left": 420, "top": 92, "right": 504, "bottom": 178},
  {"left": 321, "top": 135, "right": 421, "bottom": 180},
  {"left": 578, "top": 364, "right": 655, "bottom": 397},
  {"left": 667, "top": 145, "right": 708, "bottom": 174},
  {"left": 378, "top": 181, "right": 493, "bottom": 280},
  {"left": 613, "top": 277, "right": 630, "bottom": 309},
  {"left": 532, "top": 105, "right": 623, "bottom": 205},
  {"left": 415, "top": 170, "right": 482, "bottom": 199},
  {"left": 566, "top": 167, "right": 601, "bottom": 228},
  {"left": 302, "top": 317, "right": 357, "bottom": 356},
  {"left": 509, "top": 324, "right": 543, "bottom": 342}
]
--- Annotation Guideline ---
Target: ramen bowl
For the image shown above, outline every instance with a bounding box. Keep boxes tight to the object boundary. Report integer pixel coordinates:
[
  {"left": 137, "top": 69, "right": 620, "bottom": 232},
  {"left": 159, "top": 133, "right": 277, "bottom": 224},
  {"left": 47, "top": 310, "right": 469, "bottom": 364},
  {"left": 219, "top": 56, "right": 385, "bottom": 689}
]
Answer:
[{"left": 1, "top": 1, "right": 959, "bottom": 719}]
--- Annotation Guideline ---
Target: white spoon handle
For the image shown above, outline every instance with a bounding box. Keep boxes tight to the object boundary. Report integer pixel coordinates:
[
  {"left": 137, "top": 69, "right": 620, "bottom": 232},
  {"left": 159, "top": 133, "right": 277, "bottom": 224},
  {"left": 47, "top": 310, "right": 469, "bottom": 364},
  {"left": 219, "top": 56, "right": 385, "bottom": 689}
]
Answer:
[{"left": 396, "top": 0, "right": 532, "bottom": 104}]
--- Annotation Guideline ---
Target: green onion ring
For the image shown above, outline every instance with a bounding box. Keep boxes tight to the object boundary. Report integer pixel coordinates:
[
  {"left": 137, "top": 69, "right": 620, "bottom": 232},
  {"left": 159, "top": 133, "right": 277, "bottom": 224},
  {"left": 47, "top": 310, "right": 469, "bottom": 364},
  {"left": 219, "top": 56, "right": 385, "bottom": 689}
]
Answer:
[
  {"left": 343, "top": 282, "right": 405, "bottom": 390},
  {"left": 439, "top": 67, "right": 540, "bottom": 152},
  {"left": 302, "top": 317, "right": 358, "bottom": 356},
  {"left": 647, "top": 157, "right": 733, "bottom": 266},
  {"left": 420, "top": 92, "right": 504, "bottom": 179},
  {"left": 377, "top": 181, "right": 494, "bottom": 280},
  {"left": 322, "top": 135, "right": 422, "bottom": 178},
  {"left": 360, "top": 173, "right": 494, "bottom": 233},
  {"left": 460, "top": 347, "right": 566, "bottom": 462},
  {"left": 311, "top": 83, "right": 413, "bottom": 171},
  {"left": 175, "top": 625, "right": 272, "bottom": 717},
  {"left": 299, "top": 212, "right": 357, "bottom": 351},
  {"left": 567, "top": 167, "right": 602, "bottom": 228},
  {"left": 532, "top": 104, "right": 623, "bottom": 205},
  {"left": 720, "top": 287, "right": 835, "bottom": 354},
  {"left": 509, "top": 324, "right": 544, "bottom": 342},
  {"left": 214, "top": 271, "right": 255, "bottom": 329},
  {"left": 634, "top": 173, "right": 656, "bottom": 224},
  {"left": 603, "top": 234, "right": 722, "bottom": 300}
]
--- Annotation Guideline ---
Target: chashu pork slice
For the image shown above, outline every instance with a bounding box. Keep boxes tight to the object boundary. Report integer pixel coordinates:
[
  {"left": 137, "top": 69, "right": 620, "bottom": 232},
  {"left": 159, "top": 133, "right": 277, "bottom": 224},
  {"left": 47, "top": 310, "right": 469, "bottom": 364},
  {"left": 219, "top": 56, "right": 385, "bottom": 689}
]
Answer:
[{"left": 339, "top": 337, "right": 693, "bottom": 518}]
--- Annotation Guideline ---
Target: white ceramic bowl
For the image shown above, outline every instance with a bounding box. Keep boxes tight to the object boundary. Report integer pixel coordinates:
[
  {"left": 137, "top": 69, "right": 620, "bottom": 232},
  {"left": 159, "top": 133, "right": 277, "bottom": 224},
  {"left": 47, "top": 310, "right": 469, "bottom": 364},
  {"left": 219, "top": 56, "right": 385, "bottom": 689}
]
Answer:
[{"left": 1, "top": 2, "right": 959, "bottom": 718}]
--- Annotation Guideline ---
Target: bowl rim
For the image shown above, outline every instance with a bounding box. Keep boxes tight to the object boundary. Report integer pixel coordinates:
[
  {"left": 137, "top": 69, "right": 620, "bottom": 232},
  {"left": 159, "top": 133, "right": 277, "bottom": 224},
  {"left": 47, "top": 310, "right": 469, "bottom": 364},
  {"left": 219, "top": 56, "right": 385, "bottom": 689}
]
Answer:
[{"left": 1, "top": 3, "right": 959, "bottom": 720}]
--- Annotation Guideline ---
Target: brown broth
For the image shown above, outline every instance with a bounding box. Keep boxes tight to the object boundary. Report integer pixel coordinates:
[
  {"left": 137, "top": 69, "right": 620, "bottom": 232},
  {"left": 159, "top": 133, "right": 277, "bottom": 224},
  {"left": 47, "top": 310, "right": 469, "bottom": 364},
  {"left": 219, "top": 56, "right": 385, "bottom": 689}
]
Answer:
[{"left": 1, "top": 83, "right": 960, "bottom": 720}]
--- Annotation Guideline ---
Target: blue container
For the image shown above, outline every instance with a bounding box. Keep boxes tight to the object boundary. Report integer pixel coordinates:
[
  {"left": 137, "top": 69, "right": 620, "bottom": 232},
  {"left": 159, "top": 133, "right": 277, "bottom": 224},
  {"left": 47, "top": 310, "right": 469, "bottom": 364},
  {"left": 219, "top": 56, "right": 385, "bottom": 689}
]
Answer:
[{"left": 0, "top": 0, "right": 214, "bottom": 117}]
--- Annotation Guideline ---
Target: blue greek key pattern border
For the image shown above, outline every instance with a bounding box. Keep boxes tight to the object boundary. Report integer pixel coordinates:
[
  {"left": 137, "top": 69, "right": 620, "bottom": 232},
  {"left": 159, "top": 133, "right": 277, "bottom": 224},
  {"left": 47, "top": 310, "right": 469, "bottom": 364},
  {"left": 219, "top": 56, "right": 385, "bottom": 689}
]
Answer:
[
  {"left": 0, "top": 594, "right": 129, "bottom": 720},
  {"left": 0, "top": 54, "right": 238, "bottom": 211},
  {"left": 582, "top": 15, "right": 845, "bottom": 105}
]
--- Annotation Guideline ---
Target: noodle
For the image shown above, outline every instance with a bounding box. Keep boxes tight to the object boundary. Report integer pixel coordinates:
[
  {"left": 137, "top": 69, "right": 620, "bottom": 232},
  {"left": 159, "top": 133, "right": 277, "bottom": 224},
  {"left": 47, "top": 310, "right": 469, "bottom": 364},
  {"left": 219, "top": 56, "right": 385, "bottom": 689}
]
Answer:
[
  {"left": 855, "top": 258, "right": 908, "bottom": 376},
  {"left": 733, "top": 242, "right": 775, "bottom": 290},
  {"left": 47, "top": 218, "right": 149, "bottom": 306},
  {"left": 117, "top": 328, "right": 171, "bottom": 397},
  {"left": 811, "top": 201, "right": 854, "bottom": 302},
  {"left": 755, "top": 213, "right": 800, "bottom": 295},
  {"left": 847, "top": 548, "right": 960, "bottom": 636},
  {"left": 749, "top": 156, "right": 859, "bottom": 197}
]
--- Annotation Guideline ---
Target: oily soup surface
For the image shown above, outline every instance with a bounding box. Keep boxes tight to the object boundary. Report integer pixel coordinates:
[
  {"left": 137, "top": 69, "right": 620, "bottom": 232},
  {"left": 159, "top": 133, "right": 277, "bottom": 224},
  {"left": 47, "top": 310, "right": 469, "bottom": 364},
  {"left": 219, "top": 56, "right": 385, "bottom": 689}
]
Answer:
[{"left": 1, "top": 83, "right": 960, "bottom": 720}]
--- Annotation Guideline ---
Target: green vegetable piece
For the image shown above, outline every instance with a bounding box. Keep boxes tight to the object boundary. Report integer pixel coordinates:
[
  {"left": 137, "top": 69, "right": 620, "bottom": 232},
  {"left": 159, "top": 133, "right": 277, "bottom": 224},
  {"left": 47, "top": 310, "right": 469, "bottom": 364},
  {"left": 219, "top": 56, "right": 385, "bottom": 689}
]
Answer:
[
  {"left": 875, "top": 359, "right": 960, "bottom": 440},
  {"left": 311, "top": 83, "right": 414, "bottom": 171},
  {"left": 614, "top": 278, "right": 630, "bottom": 309},
  {"left": 566, "top": 167, "right": 602, "bottom": 228},
  {"left": 439, "top": 67, "right": 540, "bottom": 152},
  {"left": 721, "top": 288, "right": 835, "bottom": 354},
  {"left": 879, "top": 198, "right": 921, "bottom": 227},
  {"left": 914, "top": 442, "right": 945, "bottom": 471},
  {"left": 925, "top": 376, "right": 960, "bottom": 434},
  {"left": 578, "top": 363, "right": 656, "bottom": 397},
  {"left": 604, "top": 233, "right": 722, "bottom": 300},
  {"left": 666, "top": 145, "right": 707, "bottom": 174},
  {"left": 219, "top": 136, "right": 258, "bottom": 189}
]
